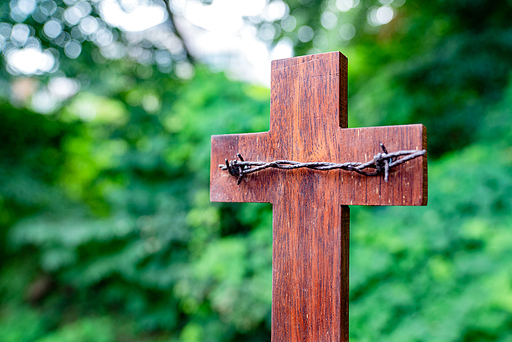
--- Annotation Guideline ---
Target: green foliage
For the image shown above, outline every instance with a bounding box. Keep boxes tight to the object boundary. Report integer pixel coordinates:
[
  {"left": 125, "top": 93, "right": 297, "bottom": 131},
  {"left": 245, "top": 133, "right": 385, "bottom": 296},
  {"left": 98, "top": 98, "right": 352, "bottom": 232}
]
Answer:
[
  {"left": 1, "top": 0, "right": 512, "bottom": 341},
  {"left": 0, "top": 65, "right": 272, "bottom": 340},
  {"left": 347, "top": 79, "right": 512, "bottom": 340},
  {"left": 0, "top": 306, "right": 46, "bottom": 342},
  {"left": 350, "top": 143, "right": 512, "bottom": 340},
  {"left": 264, "top": 0, "right": 512, "bottom": 156},
  {"left": 36, "top": 318, "right": 115, "bottom": 342}
]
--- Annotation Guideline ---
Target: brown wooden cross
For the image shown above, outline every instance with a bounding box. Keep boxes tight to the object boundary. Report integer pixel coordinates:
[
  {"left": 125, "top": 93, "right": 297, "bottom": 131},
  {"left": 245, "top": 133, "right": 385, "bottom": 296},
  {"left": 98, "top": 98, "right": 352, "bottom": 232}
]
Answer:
[{"left": 210, "top": 52, "right": 427, "bottom": 342}]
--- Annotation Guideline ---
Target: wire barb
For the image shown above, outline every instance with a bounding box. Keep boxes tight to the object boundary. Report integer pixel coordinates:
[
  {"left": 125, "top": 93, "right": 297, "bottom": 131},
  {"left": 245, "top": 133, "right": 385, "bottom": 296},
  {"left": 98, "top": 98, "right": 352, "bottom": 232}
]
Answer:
[{"left": 219, "top": 144, "right": 426, "bottom": 185}]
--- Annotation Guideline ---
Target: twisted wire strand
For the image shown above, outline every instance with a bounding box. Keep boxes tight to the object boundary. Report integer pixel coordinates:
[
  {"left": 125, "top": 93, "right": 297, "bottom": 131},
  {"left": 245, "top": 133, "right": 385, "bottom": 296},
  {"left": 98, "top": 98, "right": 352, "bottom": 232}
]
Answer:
[{"left": 219, "top": 143, "right": 426, "bottom": 185}]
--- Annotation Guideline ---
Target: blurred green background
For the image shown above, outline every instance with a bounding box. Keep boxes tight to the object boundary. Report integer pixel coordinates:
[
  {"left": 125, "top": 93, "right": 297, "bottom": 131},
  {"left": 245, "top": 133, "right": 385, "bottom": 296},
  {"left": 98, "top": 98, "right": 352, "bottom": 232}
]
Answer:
[{"left": 1, "top": 0, "right": 512, "bottom": 341}]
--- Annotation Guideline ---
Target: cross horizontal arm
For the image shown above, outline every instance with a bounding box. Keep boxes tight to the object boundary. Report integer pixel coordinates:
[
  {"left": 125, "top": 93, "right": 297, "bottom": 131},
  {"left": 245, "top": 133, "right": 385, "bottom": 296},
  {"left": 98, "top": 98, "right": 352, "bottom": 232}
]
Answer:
[{"left": 211, "top": 124, "right": 428, "bottom": 206}]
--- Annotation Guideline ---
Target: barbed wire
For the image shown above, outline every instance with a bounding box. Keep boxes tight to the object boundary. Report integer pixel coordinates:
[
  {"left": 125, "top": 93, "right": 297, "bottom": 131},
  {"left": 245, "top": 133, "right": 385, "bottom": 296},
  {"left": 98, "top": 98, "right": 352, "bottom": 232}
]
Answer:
[{"left": 219, "top": 143, "right": 426, "bottom": 185}]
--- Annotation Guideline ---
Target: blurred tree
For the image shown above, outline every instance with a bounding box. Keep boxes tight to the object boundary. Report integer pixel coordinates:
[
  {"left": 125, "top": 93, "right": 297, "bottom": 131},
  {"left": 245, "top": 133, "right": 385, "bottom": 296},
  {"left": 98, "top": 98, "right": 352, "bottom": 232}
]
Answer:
[
  {"left": 255, "top": 0, "right": 512, "bottom": 156},
  {"left": 0, "top": 0, "right": 512, "bottom": 341}
]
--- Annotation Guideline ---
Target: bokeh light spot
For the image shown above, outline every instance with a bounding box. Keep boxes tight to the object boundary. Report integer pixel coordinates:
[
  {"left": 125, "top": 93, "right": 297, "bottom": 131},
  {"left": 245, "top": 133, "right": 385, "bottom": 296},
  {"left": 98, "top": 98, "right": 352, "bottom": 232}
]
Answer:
[
  {"left": 100, "top": 0, "right": 168, "bottom": 32},
  {"left": 11, "top": 23, "right": 30, "bottom": 46},
  {"left": 40, "top": 0, "right": 57, "bottom": 15},
  {"left": 0, "top": 23, "right": 12, "bottom": 39},
  {"left": 142, "top": 94, "right": 161, "bottom": 113},
  {"left": 368, "top": 6, "right": 395, "bottom": 26},
  {"left": 376, "top": 6, "right": 394, "bottom": 25},
  {"left": 92, "top": 28, "right": 112, "bottom": 47},
  {"left": 321, "top": 11, "right": 338, "bottom": 30},
  {"left": 281, "top": 15, "right": 297, "bottom": 32},
  {"left": 64, "top": 40, "right": 82, "bottom": 59},
  {"left": 64, "top": 6, "right": 82, "bottom": 26},
  {"left": 258, "top": 23, "right": 276, "bottom": 41},
  {"left": 175, "top": 62, "right": 195, "bottom": 79},
  {"left": 15, "top": 0, "right": 37, "bottom": 15},
  {"left": 313, "top": 34, "right": 328, "bottom": 50},
  {"left": 339, "top": 23, "right": 356, "bottom": 40},
  {"left": 43, "top": 19, "right": 62, "bottom": 38},
  {"left": 7, "top": 47, "right": 55, "bottom": 74},
  {"left": 79, "top": 16, "right": 99, "bottom": 35},
  {"left": 263, "top": 1, "right": 288, "bottom": 22},
  {"left": 336, "top": 0, "right": 360, "bottom": 12},
  {"left": 48, "top": 76, "right": 80, "bottom": 99},
  {"left": 298, "top": 25, "right": 314, "bottom": 42}
]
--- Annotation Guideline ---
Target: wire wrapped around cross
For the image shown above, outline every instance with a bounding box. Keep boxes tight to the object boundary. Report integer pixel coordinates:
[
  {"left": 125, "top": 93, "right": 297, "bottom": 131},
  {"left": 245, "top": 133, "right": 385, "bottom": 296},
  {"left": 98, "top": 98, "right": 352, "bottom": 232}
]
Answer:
[{"left": 219, "top": 143, "right": 426, "bottom": 185}]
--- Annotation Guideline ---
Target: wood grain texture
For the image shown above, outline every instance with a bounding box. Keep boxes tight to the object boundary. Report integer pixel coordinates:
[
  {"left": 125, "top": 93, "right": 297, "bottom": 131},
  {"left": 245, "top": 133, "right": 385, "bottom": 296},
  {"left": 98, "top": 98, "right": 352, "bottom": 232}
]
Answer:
[{"left": 210, "top": 52, "right": 428, "bottom": 342}]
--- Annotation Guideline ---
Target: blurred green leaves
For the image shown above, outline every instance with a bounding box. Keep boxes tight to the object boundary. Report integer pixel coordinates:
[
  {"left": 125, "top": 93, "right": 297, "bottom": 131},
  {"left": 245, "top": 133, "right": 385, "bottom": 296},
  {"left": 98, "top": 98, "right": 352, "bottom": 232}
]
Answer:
[
  {"left": 347, "top": 83, "right": 512, "bottom": 340},
  {"left": 1, "top": 0, "right": 512, "bottom": 341},
  {"left": 36, "top": 318, "right": 115, "bottom": 342},
  {"left": 0, "top": 66, "right": 272, "bottom": 341}
]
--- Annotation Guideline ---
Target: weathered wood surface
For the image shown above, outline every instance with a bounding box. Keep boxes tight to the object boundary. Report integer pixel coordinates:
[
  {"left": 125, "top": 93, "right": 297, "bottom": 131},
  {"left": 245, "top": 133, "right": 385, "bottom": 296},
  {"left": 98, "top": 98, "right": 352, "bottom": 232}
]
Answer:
[{"left": 210, "top": 52, "right": 427, "bottom": 342}]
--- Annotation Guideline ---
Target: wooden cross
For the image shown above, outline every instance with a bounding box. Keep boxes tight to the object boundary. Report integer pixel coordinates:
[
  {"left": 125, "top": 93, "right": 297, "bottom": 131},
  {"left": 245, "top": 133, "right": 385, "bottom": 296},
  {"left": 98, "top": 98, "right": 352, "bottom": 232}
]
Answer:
[{"left": 210, "top": 52, "right": 427, "bottom": 342}]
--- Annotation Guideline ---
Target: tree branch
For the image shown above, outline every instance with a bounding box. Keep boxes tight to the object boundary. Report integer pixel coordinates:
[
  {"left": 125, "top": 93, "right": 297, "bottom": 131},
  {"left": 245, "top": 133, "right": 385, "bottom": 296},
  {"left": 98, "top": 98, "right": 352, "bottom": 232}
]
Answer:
[{"left": 162, "top": 0, "right": 196, "bottom": 64}]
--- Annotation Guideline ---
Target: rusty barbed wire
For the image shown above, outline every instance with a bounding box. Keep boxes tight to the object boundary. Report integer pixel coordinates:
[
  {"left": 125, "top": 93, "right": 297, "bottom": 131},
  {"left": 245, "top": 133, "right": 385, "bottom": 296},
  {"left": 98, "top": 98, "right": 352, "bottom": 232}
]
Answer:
[{"left": 219, "top": 143, "right": 426, "bottom": 185}]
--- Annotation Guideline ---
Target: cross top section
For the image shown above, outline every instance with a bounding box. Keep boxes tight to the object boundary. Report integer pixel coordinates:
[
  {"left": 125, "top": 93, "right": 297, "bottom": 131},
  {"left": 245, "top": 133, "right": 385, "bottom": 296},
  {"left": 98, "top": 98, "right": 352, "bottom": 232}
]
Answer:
[{"left": 211, "top": 52, "right": 426, "bottom": 206}]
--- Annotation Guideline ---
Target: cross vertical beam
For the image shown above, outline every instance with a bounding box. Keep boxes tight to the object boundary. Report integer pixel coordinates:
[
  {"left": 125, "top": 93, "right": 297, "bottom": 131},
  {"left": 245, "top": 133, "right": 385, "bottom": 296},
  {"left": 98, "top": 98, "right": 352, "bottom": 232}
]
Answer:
[{"left": 210, "top": 52, "right": 427, "bottom": 341}]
